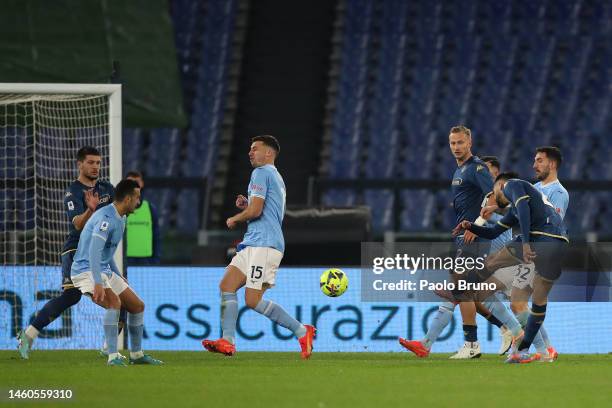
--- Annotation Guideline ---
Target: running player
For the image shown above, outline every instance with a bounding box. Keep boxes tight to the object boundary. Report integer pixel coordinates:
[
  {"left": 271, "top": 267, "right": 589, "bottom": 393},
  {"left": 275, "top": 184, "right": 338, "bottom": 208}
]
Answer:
[
  {"left": 201, "top": 135, "right": 316, "bottom": 359},
  {"left": 70, "top": 179, "right": 162, "bottom": 366},
  {"left": 18, "top": 147, "right": 115, "bottom": 359}
]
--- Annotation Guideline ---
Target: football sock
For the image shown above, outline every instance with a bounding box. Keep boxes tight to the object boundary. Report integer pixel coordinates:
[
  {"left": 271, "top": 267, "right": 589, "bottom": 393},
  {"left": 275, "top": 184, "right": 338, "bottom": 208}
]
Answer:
[
  {"left": 24, "top": 326, "right": 39, "bottom": 343},
  {"left": 463, "top": 324, "right": 478, "bottom": 342},
  {"left": 518, "top": 303, "right": 547, "bottom": 351},
  {"left": 483, "top": 294, "right": 522, "bottom": 336},
  {"left": 128, "top": 311, "right": 144, "bottom": 353},
  {"left": 254, "top": 299, "right": 306, "bottom": 338},
  {"left": 516, "top": 310, "right": 547, "bottom": 354},
  {"left": 423, "top": 302, "right": 454, "bottom": 348},
  {"left": 103, "top": 308, "right": 120, "bottom": 356},
  {"left": 221, "top": 292, "right": 238, "bottom": 344}
]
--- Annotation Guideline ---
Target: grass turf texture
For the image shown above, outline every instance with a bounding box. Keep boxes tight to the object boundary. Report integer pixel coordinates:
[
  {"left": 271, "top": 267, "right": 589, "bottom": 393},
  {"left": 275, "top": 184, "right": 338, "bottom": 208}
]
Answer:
[{"left": 1, "top": 351, "right": 611, "bottom": 407}]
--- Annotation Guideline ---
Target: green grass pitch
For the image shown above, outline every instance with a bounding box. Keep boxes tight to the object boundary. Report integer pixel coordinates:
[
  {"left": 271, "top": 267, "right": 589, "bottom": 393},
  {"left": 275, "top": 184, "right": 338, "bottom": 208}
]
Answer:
[{"left": 1, "top": 351, "right": 611, "bottom": 407}]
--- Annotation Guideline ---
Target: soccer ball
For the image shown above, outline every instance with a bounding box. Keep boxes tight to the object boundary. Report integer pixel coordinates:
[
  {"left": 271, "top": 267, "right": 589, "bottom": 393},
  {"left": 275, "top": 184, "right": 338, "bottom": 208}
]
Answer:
[{"left": 320, "top": 268, "right": 349, "bottom": 297}]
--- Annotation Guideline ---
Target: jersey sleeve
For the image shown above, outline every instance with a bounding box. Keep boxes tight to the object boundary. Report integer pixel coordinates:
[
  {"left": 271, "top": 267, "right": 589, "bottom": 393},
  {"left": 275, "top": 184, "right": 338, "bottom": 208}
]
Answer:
[
  {"left": 91, "top": 216, "right": 113, "bottom": 242},
  {"left": 249, "top": 168, "right": 268, "bottom": 200},
  {"left": 64, "top": 188, "right": 85, "bottom": 223},
  {"left": 503, "top": 181, "right": 531, "bottom": 241},
  {"left": 469, "top": 210, "right": 517, "bottom": 239},
  {"left": 547, "top": 188, "right": 569, "bottom": 219},
  {"left": 472, "top": 163, "right": 494, "bottom": 195}
]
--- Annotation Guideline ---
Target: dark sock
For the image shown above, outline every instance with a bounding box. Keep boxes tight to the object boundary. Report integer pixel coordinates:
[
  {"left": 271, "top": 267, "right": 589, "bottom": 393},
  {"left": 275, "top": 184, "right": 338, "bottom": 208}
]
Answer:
[
  {"left": 485, "top": 313, "right": 504, "bottom": 328},
  {"left": 31, "top": 289, "right": 82, "bottom": 331},
  {"left": 463, "top": 324, "right": 478, "bottom": 342},
  {"left": 518, "top": 303, "right": 547, "bottom": 351}
]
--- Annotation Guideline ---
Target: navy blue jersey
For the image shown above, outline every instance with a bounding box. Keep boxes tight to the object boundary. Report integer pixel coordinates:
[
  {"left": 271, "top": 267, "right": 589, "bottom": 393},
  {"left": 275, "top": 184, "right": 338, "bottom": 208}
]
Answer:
[
  {"left": 451, "top": 156, "right": 494, "bottom": 225},
  {"left": 469, "top": 179, "right": 568, "bottom": 243},
  {"left": 62, "top": 180, "right": 114, "bottom": 253}
]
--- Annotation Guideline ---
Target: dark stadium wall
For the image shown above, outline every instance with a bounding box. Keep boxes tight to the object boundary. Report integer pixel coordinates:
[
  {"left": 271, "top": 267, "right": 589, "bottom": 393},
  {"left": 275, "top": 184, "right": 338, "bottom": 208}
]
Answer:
[
  {"left": 224, "top": 0, "right": 337, "bottom": 214},
  {"left": 0, "top": 0, "right": 187, "bottom": 128}
]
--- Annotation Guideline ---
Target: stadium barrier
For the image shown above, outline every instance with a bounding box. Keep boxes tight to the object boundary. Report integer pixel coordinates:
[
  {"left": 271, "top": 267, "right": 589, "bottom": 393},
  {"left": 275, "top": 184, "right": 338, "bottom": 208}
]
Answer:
[{"left": 2, "top": 267, "right": 611, "bottom": 353}]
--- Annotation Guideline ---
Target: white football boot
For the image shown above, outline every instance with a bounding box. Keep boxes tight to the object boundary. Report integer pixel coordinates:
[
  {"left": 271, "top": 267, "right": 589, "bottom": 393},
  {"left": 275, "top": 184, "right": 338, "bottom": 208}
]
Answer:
[{"left": 449, "top": 341, "right": 481, "bottom": 359}]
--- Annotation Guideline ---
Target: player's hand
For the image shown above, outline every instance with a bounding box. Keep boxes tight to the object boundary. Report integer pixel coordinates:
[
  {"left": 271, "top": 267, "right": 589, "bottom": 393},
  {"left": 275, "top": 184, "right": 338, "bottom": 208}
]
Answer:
[
  {"left": 463, "top": 230, "right": 478, "bottom": 244},
  {"left": 235, "top": 195, "right": 248, "bottom": 210},
  {"left": 92, "top": 284, "right": 105, "bottom": 304},
  {"left": 523, "top": 243, "right": 536, "bottom": 263},
  {"left": 84, "top": 189, "right": 100, "bottom": 212},
  {"left": 226, "top": 217, "right": 237, "bottom": 229},
  {"left": 480, "top": 205, "right": 498, "bottom": 220},
  {"left": 452, "top": 220, "right": 471, "bottom": 237}
]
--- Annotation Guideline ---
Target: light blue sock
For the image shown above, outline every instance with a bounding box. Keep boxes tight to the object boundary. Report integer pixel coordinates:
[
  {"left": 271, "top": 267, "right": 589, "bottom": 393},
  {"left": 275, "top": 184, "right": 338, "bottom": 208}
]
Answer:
[
  {"left": 103, "top": 308, "right": 119, "bottom": 355},
  {"left": 221, "top": 292, "right": 238, "bottom": 344},
  {"left": 127, "top": 312, "right": 144, "bottom": 353},
  {"left": 423, "top": 302, "right": 454, "bottom": 348},
  {"left": 516, "top": 311, "right": 547, "bottom": 354},
  {"left": 539, "top": 325, "right": 552, "bottom": 348},
  {"left": 254, "top": 299, "right": 306, "bottom": 338},
  {"left": 484, "top": 294, "right": 522, "bottom": 336}
]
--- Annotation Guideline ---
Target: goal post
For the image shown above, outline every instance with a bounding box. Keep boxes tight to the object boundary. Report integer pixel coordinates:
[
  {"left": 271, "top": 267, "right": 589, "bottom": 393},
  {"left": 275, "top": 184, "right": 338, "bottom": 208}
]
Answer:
[{"left": 0, "top": 83, "right": 122, "bottom": 349}]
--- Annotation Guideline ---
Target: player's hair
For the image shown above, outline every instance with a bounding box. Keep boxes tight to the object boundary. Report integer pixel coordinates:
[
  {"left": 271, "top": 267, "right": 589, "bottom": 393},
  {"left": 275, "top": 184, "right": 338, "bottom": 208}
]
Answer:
[
  {"left": 76, "top": 146, "right": 101, "bottom": 161},
  {"left": 481, "top": 155, "right": 500, "bottom": 169},
  {"left": 450, "top": 125, "right": 471, "bottom": 138},
  {"left": 535, "top": 146, "right": 563, "bottom": 167},
  {"left": 114, "top": 179, "right": 140, "bottom": 201},
  {"left": 126, "top": 170, "right": 143, "bottom": 179},
  {"left": 252, "top": 135, "right": 280, "bottom": 155},
  {"left": 494, "top": 171, "right": 520, "bottom": 183}
]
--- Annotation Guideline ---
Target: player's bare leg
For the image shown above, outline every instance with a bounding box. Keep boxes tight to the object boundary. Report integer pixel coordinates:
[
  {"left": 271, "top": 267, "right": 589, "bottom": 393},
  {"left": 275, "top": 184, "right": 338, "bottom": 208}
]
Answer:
[
  {"left": 202, "top": 265, "right": 245, "bottom": 356},
  {"left": 117, "top": 286, "right": 162, "bottom": 365}
]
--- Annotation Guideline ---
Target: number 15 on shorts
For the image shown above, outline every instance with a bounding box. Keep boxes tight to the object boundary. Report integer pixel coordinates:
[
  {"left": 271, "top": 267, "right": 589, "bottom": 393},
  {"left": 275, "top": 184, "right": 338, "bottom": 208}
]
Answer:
[{"left": 250, "top": 265, "right": 263, "bottom": 286}]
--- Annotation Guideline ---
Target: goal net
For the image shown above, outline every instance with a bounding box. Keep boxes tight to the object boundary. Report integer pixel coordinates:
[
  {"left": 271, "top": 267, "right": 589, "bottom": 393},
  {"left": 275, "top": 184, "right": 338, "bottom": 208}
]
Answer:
[{"left": 1, "top": 84, "right": 121, "bottom": 350}]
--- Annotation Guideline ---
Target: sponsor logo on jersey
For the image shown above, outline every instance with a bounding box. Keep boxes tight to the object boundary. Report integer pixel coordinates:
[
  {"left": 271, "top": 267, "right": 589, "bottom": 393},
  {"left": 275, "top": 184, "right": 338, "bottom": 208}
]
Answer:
[{"left": 452, "top": 178, "right": 463, "bottom": 186}]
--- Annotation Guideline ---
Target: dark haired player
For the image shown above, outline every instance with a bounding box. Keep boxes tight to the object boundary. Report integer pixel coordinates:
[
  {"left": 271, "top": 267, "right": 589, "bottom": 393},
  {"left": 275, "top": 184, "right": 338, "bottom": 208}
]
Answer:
[
  {"left": 18, "top": 147, "right": 115, "bottom": 359},
  {"left": 70, "top": 179, "right": 162, "bottom": 366},
  {"left": 202, "top": 135, "right": 316, "bottom": 359},
  {"left": 454, "top": 173, "right": 569, "bottom": 363}
]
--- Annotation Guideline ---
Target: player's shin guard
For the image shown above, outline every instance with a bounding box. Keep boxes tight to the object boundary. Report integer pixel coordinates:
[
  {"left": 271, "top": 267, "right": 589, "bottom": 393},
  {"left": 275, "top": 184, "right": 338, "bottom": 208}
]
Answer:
[
  {"left": 221, "top": 292, "right": 238, "bottom": 344},
  {"left": 483, "top": 294, "right": 522, "bottom": 336},
  {"left": 104, "top": 309, "right": 120, "bottom": 356},
  {"left": 518, "top": 303, "right": 547, "bottom": 351},
  {"left": 516, "top": 311, "right": 547, "bottom": 354},
  {"left": 254, "top": 299, "right": 306, "bottom": 338},
  {"left": 423, "top": 302, "right": 454, "bottom": 348},
  {"left": 127, "top": 312, "right": 144, "bottom": 353},
  {"left": 30, "top": 288, "right": 82, "bottom": 333}
]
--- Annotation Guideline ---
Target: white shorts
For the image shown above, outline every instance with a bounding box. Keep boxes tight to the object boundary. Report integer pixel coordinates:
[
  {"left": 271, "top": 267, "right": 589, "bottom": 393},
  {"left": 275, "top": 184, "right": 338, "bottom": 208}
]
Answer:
[
  {"left": 511, "top": 263, "right": 536, "bottom": 290},
  {"left": 492, "top": 265, "right": 520, "bottom": 296},
  {"left": 229, "top": 247, "right": 283, "bottom": 290},
  {"left": 71, "top": 271, "right": 129, "bottom": 295}
]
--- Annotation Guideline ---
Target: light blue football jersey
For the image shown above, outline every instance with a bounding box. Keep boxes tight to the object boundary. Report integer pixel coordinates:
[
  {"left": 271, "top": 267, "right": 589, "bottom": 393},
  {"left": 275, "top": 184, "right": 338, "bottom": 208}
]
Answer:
[
  {"left": 533, "top": 180, "right": 569, "bottom": 219},
  {"left": 237, "top": 164, "right": 286, "bottom": 253},
  {"left": 71, "top": 204, "right": 126, "bottom": 282},
  {"left": 488, "top": 212, "right": 513, "bottom": 254}
]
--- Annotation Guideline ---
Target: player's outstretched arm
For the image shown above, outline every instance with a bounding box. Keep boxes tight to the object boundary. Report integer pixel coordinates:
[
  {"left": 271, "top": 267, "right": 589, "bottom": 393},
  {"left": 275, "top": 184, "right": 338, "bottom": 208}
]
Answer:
[{"left": 226, "top": 196, "right": 264, "bottom": 229}]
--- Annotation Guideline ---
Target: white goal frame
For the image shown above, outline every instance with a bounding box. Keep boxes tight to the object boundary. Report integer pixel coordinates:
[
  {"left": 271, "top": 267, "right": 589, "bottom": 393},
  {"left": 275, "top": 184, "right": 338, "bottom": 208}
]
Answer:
[{"left": 0, "top": 83, "right": 123, "bottom": 271}]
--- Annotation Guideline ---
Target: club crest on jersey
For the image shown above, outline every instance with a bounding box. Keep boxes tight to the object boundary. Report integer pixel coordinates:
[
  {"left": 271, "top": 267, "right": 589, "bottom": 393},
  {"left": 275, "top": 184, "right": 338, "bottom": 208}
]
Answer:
[
  {"left": 100, "top": 221, "right": 109, "bottom": 231},
  {"left": 452, "top": 178, "right": 463, "bottom": 186}
]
